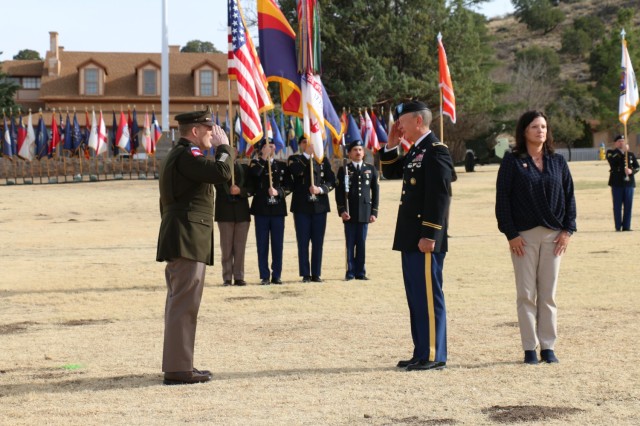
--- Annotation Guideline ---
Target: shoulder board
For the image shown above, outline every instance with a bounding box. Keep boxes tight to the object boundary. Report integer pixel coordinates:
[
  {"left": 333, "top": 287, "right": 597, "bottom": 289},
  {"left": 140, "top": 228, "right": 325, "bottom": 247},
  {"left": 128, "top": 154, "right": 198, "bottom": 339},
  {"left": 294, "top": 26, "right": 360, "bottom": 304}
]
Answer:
[
  {"left": 190, "top": 146, "right": 203, "bottom": 157},
  {"left": 432, "top": 141, "right": 448, "bottom": 148}
]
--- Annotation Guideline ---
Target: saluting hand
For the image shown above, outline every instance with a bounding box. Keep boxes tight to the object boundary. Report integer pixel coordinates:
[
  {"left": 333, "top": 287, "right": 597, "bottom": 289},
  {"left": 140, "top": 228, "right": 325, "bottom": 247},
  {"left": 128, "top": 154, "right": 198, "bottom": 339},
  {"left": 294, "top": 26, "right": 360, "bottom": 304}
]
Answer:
[
  {"left": 211, "top": 125, "right": 229, "bottom": 147},
  {"left": 386, "top": 122, "right": 402, "bottom": 149}
]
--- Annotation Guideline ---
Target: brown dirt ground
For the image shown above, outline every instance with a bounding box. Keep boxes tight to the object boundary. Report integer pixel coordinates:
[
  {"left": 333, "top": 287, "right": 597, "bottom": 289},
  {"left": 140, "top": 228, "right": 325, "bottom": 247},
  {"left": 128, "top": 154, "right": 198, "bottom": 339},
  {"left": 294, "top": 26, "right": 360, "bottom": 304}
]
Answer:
[{"left": 0, "top": 161, "right": 638, "bottom": 425}]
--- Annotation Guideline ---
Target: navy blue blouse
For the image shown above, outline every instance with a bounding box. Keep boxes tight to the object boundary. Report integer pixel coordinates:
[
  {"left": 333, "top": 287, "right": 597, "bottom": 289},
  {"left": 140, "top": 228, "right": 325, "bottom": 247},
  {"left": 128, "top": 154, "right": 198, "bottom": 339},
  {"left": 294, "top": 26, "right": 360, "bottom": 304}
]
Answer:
[{"left": 496, "top": 151, "right": 577, "bottom": 240}]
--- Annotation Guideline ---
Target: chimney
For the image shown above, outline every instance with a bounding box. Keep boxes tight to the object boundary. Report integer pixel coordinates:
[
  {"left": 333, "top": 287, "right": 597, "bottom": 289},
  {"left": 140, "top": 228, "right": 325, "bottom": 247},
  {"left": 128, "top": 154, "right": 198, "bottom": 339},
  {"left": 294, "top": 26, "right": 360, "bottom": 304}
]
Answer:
[
  {"left": 169, "top": 45, "right": 180, "bottom": 54},
  {"left": 48, "top": 31, "right": 60, "bottom": 77}
]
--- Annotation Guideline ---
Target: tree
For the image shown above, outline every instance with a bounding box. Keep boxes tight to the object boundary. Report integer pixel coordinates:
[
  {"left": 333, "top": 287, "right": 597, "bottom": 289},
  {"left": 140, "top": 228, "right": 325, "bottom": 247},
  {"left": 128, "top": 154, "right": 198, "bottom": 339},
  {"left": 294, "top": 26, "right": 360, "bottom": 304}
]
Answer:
[
  {"left": 13, "top": 49, "right": 42, "bottom": 60},
  {"left": 180, "top": 40, "right": 220, "bottom": 53},
  {"left": 512, "top": 0, "right": 565, "bottom": 34},
  {"left": 0, "top": 52, "right": 19, "bottom": 111},
  {"left": 560, "top": 29, "right": 591, "bottom": 57}
]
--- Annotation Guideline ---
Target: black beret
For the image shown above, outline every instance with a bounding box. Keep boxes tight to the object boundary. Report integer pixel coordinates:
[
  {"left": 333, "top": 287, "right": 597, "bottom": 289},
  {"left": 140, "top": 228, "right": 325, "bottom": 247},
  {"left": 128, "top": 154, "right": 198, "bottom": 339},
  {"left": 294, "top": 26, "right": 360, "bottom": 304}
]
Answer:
[
  {"left": 298, "top": 135, "right": 308, "bottom": 144},
  {"left": 347, "top": 139, "right": 364, "bottom": 152},
  {"left": 394, "top": 101, "right": 430, "bottom": 120},
  {"left": 175, "top": 109, "right": 215, "bottom": 126},
  {"left": 613, "top": 134, "right": 625, "bottom": 142},
  {"left": 256, "top": 138, "right": 273, "bottom": 150}
]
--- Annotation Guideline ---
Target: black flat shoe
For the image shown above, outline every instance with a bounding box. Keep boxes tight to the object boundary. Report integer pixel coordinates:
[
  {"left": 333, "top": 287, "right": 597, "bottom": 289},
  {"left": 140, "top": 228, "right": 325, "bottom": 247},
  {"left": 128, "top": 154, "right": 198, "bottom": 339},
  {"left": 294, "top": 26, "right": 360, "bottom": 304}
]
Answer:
[
  {"left": 540, "top": 349, "right": 559, "bottom": 363},
  {"left": 524, "top": 350, "right": 539, "bottom": 364},
  {"left": 260, "top": 279, "right": 270, "bottom": 285},
  {"left": 311, "top": 276, "right": 323, "bottom": 283},
  {"left": 302, "top": 276, "right": 311, "bottom": 283},
  {"left": 406, "top": 360, "right": 446, "bottom": 371},
  {"left": 355, "top": 276, "right": 369, "bottom": 280},
  {"left": 397, "top": 357, "right": 418, "bottom": 368},
  {"left": 271, "top": 278, "right": 283, "bottom": 284}
]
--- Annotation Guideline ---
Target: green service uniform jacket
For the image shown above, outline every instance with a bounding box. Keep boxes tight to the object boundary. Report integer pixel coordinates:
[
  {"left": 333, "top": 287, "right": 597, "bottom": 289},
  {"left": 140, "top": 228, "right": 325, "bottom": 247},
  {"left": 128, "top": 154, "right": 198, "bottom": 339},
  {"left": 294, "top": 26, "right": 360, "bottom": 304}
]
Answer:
[{"left": 156, "top": 138, "right": 234, "bottom": 265}]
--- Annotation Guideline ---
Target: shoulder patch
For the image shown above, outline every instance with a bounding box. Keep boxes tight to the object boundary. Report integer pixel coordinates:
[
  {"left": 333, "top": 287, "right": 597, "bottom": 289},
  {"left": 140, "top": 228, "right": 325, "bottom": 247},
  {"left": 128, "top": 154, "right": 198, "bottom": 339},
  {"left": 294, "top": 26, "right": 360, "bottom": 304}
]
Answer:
[
  {"left": 217, "top": 153, "right": 229, "bottom": 162},
  {"left": 190, "top": 147, "right": 203, "bottom": 157},
  {"left": 432, "top": 141, "right": 448, "bottom": 148}
]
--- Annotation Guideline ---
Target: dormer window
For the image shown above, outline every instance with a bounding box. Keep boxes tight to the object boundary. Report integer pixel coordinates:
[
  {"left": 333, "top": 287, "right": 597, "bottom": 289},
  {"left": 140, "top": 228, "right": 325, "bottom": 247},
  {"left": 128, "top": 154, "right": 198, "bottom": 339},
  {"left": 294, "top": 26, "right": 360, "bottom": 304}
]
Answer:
[
  {"left": 192, "top": 61, "right": 219, "bottom": 97},
  {"left": 136, "top": 60, "right": 161, "bottom": 96},
  {"left": 77, "top": 59, "right": 107, "bottom": 95}
]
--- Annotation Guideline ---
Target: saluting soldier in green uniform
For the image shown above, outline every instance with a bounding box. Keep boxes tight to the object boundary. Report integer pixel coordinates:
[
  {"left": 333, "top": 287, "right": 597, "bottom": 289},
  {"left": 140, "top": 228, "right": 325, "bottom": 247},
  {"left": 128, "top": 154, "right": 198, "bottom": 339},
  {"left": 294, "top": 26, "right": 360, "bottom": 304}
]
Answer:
[{"left": 156, "top": 108, "right": 234, "bottom": 385}]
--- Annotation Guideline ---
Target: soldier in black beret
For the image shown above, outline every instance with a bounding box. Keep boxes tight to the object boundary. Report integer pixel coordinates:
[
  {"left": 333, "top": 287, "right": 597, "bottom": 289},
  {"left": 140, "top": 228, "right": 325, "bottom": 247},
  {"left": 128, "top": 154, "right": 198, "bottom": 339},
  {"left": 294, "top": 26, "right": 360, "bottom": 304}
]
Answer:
[
  {"left": 606, "top": 134, "right": 639, "bottom": 231},
  {"left": 381, "top": 101, "right": 454, "bottom": 371},
  {"left": 156, "top": 108, "right": 234, "bottom": 385},
  {"left": 335, "top": 139, "right": 379, "bottom": 280},
  {"left": 248, "top": 138, "right": 292, "bottom": 285}
]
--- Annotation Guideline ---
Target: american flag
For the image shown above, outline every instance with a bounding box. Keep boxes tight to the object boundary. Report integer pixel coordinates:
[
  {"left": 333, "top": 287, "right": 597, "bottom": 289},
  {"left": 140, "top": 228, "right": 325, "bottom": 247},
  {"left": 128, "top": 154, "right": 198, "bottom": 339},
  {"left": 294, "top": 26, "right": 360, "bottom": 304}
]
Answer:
[
  {"left": 438, "top": 32, "right": 456, "bottom": 124},
  {"left": 228, "top": 0, "right": 273, "bottom": 144}
]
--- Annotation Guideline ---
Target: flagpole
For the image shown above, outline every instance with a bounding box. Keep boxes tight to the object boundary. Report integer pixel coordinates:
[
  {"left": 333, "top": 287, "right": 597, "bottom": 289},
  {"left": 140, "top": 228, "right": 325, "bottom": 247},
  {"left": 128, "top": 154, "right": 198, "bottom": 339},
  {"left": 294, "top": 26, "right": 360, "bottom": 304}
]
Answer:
[{"left": 227, "top": 80, "right": 235, "bottom": 186}]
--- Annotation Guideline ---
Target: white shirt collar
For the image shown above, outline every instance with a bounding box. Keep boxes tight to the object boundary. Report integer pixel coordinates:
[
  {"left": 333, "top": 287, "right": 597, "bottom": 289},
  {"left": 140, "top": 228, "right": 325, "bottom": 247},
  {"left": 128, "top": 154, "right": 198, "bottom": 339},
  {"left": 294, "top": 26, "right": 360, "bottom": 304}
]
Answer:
[{"left": 413, "top": 130, "right": 431, "bottom": 148}]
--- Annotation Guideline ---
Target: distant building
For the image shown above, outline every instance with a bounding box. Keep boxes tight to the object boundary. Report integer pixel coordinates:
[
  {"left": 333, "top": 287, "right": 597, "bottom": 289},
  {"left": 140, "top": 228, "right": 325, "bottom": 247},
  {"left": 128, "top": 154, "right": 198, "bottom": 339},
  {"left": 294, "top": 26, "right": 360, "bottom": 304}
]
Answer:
[{"left": 2, "top": 31, "right": 238, "bottom": 128}]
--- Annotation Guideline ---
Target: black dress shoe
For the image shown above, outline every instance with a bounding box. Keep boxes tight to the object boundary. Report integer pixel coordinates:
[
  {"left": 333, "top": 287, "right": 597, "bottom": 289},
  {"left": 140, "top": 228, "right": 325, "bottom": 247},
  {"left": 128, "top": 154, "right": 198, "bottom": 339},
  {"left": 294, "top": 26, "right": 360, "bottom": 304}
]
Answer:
[
  {"left": 260, "top": 279, "right": 270, "bottom": 285},
  {"left": 396, "top": 357, "right": 418, "bottom": 368},
  {"left": 222, "top": 280, "right": 232, "bottom": 286},
  {"left": 234, "top": 279, "right": 247, "bottom": 286},
  {"left": 192, "top": 368, "right": 212, "bottom": 377},
  {"left": 540, "top": 349, "right": 559, "bottom": 363},
  {"left": 345, "top": 275, "right": 354, "bottom": 281},
  {"left": 524, "top": 350, "right": 539, "bottom": 364},
  {"left": 271, "top": 278, "right": 283, "bottom": 284},
  {"left": 302, "top": 276, "right": 311, "bottom": 283},
  {"left": 311, "top": 276, "right": 323, "bottom": 282},
  {"left": 163, "top": 369, "right": 212, "bottom": 385},
  {"left": 406, "top": 360, "right": 446, "bottom": 371},
  {"left": 355, "top": 276, "right": 369, "bottom": 280}
]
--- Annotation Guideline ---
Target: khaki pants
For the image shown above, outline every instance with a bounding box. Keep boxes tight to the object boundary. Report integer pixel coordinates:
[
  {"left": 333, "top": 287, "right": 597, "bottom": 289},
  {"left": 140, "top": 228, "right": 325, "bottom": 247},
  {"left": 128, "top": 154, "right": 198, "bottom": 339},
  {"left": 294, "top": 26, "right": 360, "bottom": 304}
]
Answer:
[
  {"left": 162, "top": 257, "right": 206, "bottom": 373},
  {"left": 217, "top": 221, "right": 250, "bottom": 282},
  {"left": 511, "top": 227, "right": 562, "bottom": 351}
]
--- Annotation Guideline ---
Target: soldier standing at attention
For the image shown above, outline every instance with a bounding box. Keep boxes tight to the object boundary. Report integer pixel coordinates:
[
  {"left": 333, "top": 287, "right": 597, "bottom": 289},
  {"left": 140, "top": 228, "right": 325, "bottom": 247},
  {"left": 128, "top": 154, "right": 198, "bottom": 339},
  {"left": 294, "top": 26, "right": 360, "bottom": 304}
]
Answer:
[
  {"left": 380, "top": 101, "right": 454, "bottom": 371},
  {"left": 606, "top": 134, "right": 639, "bottom": 231},
  {"left": 288, "top": 136, "right": 336, "bottom": 283},
  {"left": 248, "top": 138, "right": 291, "bottom": 285},
  {"left": 335, "top": 139, "right": 379, "bottom": 281},
  {"left": 214, "top": 161, "right": 252, "bottom": 286},
  {"left": 156, "top": 109, "right": 234, "bottom": 385}
]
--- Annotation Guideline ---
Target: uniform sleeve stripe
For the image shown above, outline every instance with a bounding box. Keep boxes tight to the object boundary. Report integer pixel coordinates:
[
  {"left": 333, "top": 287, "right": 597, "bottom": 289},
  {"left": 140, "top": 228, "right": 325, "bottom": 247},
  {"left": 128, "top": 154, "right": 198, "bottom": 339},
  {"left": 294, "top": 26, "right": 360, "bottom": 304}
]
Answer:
[
  {"left": 380, "top": 157, "right": 400, "bottom": 165},
  {"left": 422, "top": 221, "right": 443, "bottom": 230}
]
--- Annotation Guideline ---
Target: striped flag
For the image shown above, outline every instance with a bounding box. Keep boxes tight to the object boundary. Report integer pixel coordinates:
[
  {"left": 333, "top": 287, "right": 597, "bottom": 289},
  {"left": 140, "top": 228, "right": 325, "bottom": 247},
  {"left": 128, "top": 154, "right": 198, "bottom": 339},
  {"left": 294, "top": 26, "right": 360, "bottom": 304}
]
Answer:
[
  {"left": 437, "top": 32, "right": 456, "bottom": 124},
  {"left": 116, "top": 111, "right": 130, "bottom": 152},
  {"left": 18, "top": 111, "right": 36, "bottom": 161},
  {"left": 619, "top": 32, "right": 639, "bottom": 125},
  {"left": 228, "top": 0, "right": 273, "bottom": 144},
  {"left": 3, "top": 115, "right": 13, "bottom": 157},
  {"left": 141, "top": 112, "right": 152, "bottom": 154}
]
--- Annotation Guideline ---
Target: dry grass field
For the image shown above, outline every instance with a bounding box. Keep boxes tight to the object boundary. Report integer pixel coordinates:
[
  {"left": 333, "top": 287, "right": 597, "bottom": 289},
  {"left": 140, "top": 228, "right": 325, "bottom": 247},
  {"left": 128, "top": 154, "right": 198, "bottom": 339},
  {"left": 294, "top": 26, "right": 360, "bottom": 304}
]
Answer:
[{"left": 0, "top": 161, "right": 638, "bottom": 425}]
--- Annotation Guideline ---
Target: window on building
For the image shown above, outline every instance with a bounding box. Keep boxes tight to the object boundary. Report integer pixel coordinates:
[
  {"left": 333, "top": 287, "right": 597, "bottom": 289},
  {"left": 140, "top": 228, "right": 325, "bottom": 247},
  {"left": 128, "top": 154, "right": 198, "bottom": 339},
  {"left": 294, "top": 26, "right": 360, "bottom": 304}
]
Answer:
[
  {"left": 22, "top": 77, "right": 41, "bottom": 89},
  {"left": 200, "top": 70, "right": 213, "bottom": 96},
  {"left": 85, "top": 68, "right": 99, "bottom": 95},
  {"left": 3, "top": 77, "right": 21, "bottom": 87},
  {"left": 143, "top": 69, "right": 157, "bottom": 95}
]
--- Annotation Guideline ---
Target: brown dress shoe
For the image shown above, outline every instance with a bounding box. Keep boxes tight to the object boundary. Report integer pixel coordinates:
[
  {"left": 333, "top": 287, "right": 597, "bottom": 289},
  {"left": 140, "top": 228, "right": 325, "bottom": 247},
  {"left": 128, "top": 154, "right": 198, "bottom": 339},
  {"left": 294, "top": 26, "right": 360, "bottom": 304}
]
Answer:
[{"left": 163, "top": 369, "right": 212, "bottom": 385}]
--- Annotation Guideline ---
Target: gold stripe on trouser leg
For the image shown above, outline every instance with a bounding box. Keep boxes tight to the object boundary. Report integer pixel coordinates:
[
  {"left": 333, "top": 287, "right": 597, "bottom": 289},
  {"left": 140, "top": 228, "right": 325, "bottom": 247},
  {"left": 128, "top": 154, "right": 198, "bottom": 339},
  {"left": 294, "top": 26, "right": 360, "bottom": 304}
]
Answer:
[{"left": 424, "top": 253, "right": 436, "bottom": 362}]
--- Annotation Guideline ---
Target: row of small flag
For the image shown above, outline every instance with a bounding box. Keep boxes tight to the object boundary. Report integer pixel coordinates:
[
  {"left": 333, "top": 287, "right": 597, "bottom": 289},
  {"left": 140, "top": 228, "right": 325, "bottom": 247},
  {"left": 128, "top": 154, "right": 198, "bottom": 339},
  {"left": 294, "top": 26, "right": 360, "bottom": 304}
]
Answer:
[{"left": 1, "top": 109, "right": 161, "bottom": 161}]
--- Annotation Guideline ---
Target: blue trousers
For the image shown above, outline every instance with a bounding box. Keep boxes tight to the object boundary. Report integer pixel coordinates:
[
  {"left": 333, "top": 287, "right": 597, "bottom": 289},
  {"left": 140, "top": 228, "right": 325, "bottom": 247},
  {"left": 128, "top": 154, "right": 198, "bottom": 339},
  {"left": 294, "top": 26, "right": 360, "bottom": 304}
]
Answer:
[
  {"left": 293, "top": 212, "right": 327, "bottom": 277},
  {"left": 344, "top": 222, "right": 368, "bottom": 278},
  {"left": 254, "top": 215, "right": 285, "bottom": 280},
  {"left": 401, "top": 251, "right": 447, "bottom": 363},
  {"left": 612, "top": 186, "right": 634, "bottom": 231}
]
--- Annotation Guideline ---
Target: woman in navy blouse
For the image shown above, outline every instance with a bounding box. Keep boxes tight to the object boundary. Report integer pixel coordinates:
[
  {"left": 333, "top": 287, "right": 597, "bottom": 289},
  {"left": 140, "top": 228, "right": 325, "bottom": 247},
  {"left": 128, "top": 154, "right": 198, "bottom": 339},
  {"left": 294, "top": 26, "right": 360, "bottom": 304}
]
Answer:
[{"left": 496, "top": 110, "right": 577, "bottom": 365}]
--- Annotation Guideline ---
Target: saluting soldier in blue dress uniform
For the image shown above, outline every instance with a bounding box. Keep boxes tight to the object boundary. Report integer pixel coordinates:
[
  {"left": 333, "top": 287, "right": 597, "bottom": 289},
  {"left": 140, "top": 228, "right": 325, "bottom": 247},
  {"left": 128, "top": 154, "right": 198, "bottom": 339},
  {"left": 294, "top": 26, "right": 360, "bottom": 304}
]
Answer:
[
  {"left": 380, "top": 101, "right": 454, "bottom": 371},
  {"left": 288, "top": 136, "right": 336, "bottom": 282},
  {"left": 335, "top": 139, "right": 379, "bottom": 280},
  {"left": 156, "top": 109, "right": 234, "bottom": 385},
  {"left": 248, "top": 138, "right": 292, "bottom": 285}
]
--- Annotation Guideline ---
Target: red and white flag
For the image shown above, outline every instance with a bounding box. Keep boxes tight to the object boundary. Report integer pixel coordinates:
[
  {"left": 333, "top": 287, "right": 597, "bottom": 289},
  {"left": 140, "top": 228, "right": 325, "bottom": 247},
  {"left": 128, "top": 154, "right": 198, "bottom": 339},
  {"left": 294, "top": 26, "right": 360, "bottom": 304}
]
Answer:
[
  {"left": 116, "top": 111, "right": 130, "bottom": 152},
  {"left": 228, "top": 0, "right": 273, "bottom": 144},
  {"left": 363, "top": 110, "right": 380, "bottom": 152},
  {"left": 141, "top": 112, "right": 152, "bottom": 154},
  {"left": 301, "top": 71, "right": 325, "bottom": 162},
  {"left": 18, "top": 112, "right": 36, "bottom": 161},
  {"left": 438, "top": 32, "right": 456, "bottom": 124},
  {"left": 50, "top": 114, "right": 60, "bottom": 156}
]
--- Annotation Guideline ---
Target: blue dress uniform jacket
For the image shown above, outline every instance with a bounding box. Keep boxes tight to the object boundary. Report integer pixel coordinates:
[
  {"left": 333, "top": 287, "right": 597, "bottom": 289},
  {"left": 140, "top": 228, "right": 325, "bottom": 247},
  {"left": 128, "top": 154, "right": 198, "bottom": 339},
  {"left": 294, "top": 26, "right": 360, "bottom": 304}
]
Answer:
[
  {"left": 288, "top": 154, "right": 336, "bottom": 214},
  {"left": 380, "top": 132, "right": 454, "bottom": 253},
  {"left": 606, "top": 148, "right": 639, "bottom": 231},
  {"left": 335, "top": 162, "right": 380, "bottom": 222},
  {"left": 156, "top": 139, "right": 234, "bottom": 265},
  {"left": 607, "top": 149, "right": 639, "bottom": 188},
  {"left": 214, "top": 163, "right": 251, "bottom": 223},
  {"left": 249, "top": 158, "right": 291, "bottom": 216}
]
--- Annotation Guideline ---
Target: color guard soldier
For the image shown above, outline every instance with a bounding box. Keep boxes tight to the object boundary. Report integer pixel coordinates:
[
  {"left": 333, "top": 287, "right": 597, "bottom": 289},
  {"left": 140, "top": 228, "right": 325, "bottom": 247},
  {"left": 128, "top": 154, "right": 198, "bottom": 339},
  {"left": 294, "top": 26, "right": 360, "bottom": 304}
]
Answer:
[
  {"left": 248, "top": 138, "right": 292, "bottom": 285},
  {"left": 335, "top": 139, "right": 379, "bottom": 280},
  {"left": 606, "top": 134, "right": 639, "bottom": 231},
  {"left": 214, "top": 162, "right": 252, "bottom": 286},
  {"left": 380, "top": 101, "right": 454, "bottom": 371},
  {"left": 156, "top": 108, "right": 234, "bottom": 385},
  {"left": 288, "top": 136, "right": 336, "bottom": 282}
]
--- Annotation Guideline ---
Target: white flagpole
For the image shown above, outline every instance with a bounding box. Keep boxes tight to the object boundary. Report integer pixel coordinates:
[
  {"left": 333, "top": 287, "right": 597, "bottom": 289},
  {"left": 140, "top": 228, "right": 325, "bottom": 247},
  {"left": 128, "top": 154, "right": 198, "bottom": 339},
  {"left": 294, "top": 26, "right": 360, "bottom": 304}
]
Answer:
[{"left": 161, "top": 0, "right": 170, "bottom": 132}]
